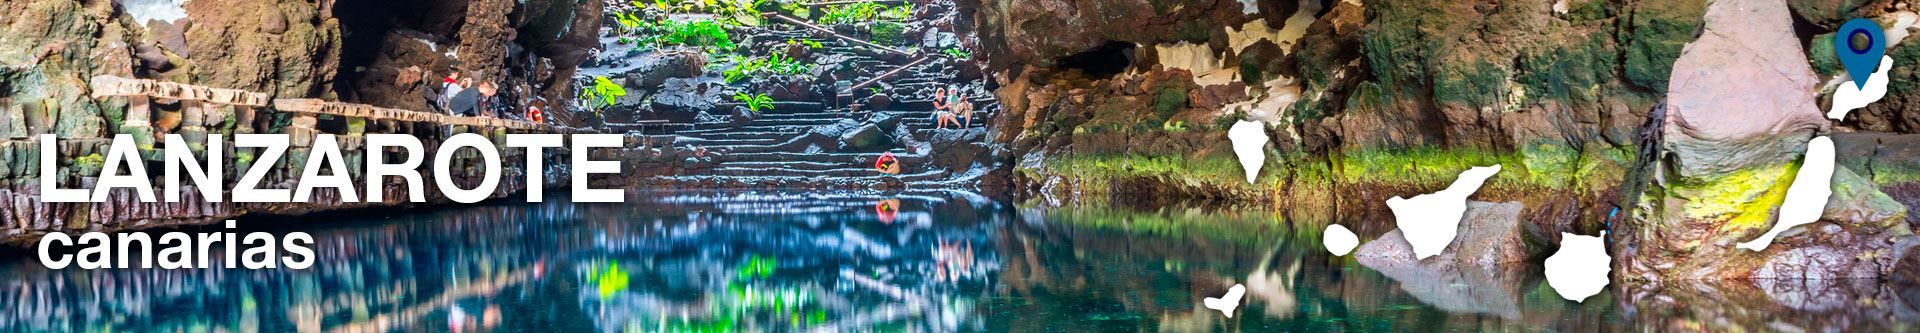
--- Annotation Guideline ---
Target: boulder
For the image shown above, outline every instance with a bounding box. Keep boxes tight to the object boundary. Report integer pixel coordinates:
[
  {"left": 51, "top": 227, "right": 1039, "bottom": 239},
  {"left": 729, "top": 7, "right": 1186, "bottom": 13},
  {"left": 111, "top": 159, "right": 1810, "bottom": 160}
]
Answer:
[
  {"left": 1661, "top": 0, "right": 1828, "bottom": 179},
  {"left": 649, "top": 78, "right": 723, "bottom": 118},
  {"left": 1355, "top": 201, "right": 1538, "bottom": 268},
  {"left": 928, "top": 128, "right": 991, "bottom": 172},
  {"left": 837, "top": 123, "right": 893, "bottom": 152},
  {"left": 1355, "top": 202, "right": 1535, "bottom": 320}
]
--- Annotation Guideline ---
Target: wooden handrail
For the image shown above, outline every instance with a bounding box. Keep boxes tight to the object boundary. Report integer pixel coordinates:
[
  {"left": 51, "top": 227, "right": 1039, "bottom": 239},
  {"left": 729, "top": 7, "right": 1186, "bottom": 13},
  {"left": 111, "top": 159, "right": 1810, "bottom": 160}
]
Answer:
[
  {"left": 274, "top": 99, "right": 552, "bottom": 131},
  {"left": 88, "top": 75, "right": 271, "bottom": 107},
  {"left": 763, "top": 13, "right": 912, "bottom": 56},
  {"left": 843, "top": 56, "right": 931, "bottom": 95}
]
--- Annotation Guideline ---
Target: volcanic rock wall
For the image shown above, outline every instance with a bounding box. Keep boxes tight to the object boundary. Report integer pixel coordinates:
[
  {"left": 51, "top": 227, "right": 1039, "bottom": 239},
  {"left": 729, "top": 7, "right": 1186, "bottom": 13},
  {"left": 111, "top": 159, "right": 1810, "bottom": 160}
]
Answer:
[
  {"left": 0, "top": 0, "right": 600, "bottom": 245},
  {"left": 964, "top": 0, "right": 1701, "bottom": 217},
  {"left": 963, "top": 0, "right": 1920, "bottom": 281}
]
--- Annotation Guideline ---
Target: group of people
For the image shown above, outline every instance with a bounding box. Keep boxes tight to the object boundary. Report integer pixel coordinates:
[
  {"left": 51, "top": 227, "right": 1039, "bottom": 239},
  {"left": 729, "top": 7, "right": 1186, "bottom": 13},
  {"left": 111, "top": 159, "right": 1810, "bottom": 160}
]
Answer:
[
  {"left": 426, "top": 71, "right": 544, "bottom": 124},
  {"left": 931, "top": 85, "right": 974, "bottom": 130}
]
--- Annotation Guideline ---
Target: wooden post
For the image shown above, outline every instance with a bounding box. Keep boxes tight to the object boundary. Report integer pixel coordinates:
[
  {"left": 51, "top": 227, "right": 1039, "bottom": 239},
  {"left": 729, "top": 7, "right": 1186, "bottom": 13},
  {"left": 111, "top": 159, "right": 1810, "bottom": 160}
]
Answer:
[
  {"left": 284, "top": 113, "right": 319, "bottom": 182},
  {"left": 233, "top": 105, "right": 257, "bottom": 134},
  {"left": 176, "top": 100, "right": 209, "bottom": 154}
]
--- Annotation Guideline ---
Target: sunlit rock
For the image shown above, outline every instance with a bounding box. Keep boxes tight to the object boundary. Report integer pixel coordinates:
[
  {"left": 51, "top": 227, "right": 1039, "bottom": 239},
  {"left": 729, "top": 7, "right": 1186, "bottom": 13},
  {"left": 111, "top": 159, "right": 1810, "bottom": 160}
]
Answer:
[
  {"left": 1387, "top": 165, "right": 1501, "bottom": 259},
  {"left": 1227, "top": 120, "right": 1269, "bottom": 184},
  {"left": 1544, "top": 232, "right": 1611, "bottom": 302},
  {"left": 1361, "top": 201, "right": 1537, "bottom": 266}
]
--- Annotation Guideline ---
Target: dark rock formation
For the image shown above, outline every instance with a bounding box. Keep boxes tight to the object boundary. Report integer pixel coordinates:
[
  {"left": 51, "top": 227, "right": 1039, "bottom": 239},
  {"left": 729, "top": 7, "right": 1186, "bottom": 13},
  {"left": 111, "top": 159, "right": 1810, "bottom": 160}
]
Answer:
[
  {"left": 333, "top": 0, "right": 602, "bottom": 116},
  {"left": 0, "top": 0, "right": 597, "bottom": 244}
]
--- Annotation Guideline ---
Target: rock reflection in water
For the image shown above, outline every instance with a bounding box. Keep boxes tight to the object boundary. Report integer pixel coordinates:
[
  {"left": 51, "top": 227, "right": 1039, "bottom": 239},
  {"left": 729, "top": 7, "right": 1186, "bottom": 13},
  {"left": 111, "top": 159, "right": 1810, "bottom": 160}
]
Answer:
[{"left": 0, "top": 192, "right": 1916, "bottom": 331}]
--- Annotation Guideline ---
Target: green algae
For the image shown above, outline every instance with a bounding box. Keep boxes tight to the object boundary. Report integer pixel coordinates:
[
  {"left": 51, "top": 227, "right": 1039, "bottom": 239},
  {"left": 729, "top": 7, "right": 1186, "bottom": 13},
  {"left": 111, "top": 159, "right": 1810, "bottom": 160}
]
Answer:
[
  {"left": 1032, "top": 143, "right": 1635, "bottom": 203},
  {"left": 1041, "top": 205, "right": 1294, "bottom": 247},
  {"left": 1668, "top": 162, "right": 1798, "bottom": 230}
]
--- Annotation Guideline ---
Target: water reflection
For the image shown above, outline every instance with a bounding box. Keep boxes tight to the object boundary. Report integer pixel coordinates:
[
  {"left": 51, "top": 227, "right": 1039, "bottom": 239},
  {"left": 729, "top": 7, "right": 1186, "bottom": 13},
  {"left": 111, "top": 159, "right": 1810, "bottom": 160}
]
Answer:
[{"left": 0, "top": 191, "right": 1915, "bottom": 331}]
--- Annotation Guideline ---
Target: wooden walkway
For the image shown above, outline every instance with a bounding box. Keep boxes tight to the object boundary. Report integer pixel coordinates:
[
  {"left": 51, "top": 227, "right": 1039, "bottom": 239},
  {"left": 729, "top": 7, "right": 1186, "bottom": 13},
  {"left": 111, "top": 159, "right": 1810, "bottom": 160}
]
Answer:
[{"left": 86, "top": 75, "right": 569, "bottom": 149}]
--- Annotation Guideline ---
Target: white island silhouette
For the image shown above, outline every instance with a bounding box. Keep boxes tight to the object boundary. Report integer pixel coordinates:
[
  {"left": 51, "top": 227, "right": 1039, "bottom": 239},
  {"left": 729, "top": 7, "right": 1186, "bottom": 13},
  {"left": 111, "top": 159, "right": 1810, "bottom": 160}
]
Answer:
[{"left": 1386, "top": 164, "right": 1502, "bottom": 259}]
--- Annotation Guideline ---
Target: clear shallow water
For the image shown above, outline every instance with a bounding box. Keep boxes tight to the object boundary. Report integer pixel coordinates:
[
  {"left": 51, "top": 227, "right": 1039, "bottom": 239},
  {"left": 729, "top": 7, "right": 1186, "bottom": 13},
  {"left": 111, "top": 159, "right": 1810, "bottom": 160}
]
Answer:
[{"left": 1, "top": 191, "right": 1916, "bottom": 332}]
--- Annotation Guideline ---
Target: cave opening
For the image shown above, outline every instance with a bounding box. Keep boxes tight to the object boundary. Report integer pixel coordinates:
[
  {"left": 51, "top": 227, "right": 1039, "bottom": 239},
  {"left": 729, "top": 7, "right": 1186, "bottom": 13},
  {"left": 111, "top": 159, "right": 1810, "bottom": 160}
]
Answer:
[
  {"left": 1056, "top": 41, "right": 1138, "bottom": 79},
  {"left": 330, "top": 0, "right": 468, "bottom": 106}
]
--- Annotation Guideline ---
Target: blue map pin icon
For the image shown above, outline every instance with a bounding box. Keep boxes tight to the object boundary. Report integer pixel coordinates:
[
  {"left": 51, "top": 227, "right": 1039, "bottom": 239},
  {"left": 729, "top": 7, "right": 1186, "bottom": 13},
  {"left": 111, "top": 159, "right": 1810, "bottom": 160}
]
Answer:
[{"left": 1836, "top": 18, "right": 1887, "bottom": 89}]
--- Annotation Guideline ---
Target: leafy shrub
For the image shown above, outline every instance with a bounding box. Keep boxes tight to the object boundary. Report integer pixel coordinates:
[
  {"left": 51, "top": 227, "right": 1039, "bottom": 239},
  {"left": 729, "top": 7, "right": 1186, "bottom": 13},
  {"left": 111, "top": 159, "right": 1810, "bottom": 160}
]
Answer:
[
  {"left": 942, "top": 47, "right": 970, "bottom": 59},
  {"left": 733, "top": 92, "right": 775, "bottom": 112},
  {"left": 788, "top": 38, "right": 823, "bottom": 49},
  {"left": 881, "top": 3, "right": 914, "bottom": 20},
  {"left": 818, "top": 2, "right": 885, "bottom": 25},
  {"left": 870, "top": 21, "right": 906, "bottom": 46},
  {"left": 656, "top": 20, "right": 736, "bottom": 51},
  {"left": 582, "top": 76, "right": 628, "bottom": 109},
  {"left": 723, "top": 53, "right": 814, "bottom": 83}
]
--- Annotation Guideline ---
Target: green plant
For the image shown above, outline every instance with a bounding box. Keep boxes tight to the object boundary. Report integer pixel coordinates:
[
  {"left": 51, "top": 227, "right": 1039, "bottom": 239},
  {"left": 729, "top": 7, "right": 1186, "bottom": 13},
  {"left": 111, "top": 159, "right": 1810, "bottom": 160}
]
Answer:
[
  {"left": 709, "top": 0, "right": 764, "bottom": 26},
  {"left": 787, "top": 38, "right": 823, "bottom": 49},
  {"left": 613, "top": 11, "right": 649, "bottom": 32},
  {"left": 733, "top": 92, "right": 775, "bottom": 112},
  {"left": 582, "top": 76, "right": 628, "bottom": 109},
  {"left": 779, "top": 0, "right": 809, "bottom": 18},
  {"left": 942, "top": 47, "right": 971, "bottom": 59},
  {"left": 818, "top": 2, "right": 885, "bottom": 25},
  {"left": 1161, "top": 120, "right": 1189, "bottom": 133},
  {"left": 722, "top": 55, "right": 760, "bottom": 83},
  {"left": 722, "top": 53, "right": 814, "bottom": 83},
  {"left": 72, "top": 153, "right": 105, "bottom": 175},
  {"left": 656, "top": 19, "right": 737, "bottom": 51},
  {"left": 881, "top": 2, "right": 913, "bottom": 20}
]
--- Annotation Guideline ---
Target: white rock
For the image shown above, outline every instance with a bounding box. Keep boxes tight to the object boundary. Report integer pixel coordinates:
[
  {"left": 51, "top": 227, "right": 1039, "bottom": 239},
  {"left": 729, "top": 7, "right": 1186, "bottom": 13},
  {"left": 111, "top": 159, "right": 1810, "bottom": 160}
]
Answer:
[
  {"left": 1386, "top": 165, "right": 1501, "bottom": 259},
  {"left": 1738, "top": 136, "right": 1836, "bottom": 251},
  {"left": 1543, "top": 232, "right": 1611, "bottom": 302},
  {"left": 1227, "top": 120, "right": 1269, "bottom": 184},
  {"left": 1324, "top": 224, "right": 1358, "bottom": 256}
]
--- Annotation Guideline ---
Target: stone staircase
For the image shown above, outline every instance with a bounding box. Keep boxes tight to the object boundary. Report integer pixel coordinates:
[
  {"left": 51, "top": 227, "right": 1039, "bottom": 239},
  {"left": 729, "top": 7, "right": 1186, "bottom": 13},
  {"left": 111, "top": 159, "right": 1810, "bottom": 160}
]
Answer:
[{"left": 615, "top": 16, "right": 998, "bottom": 190}]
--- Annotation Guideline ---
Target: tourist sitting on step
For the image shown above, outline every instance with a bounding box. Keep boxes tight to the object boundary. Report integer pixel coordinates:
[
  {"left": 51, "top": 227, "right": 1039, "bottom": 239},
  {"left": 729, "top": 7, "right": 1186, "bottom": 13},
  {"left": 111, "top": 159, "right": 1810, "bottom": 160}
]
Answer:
[
  {"left": 933, "top": 86, "right": 958, "bottom": 129},
  {"left": 952, "top": 94, "right": 975, "bottom": 128}
]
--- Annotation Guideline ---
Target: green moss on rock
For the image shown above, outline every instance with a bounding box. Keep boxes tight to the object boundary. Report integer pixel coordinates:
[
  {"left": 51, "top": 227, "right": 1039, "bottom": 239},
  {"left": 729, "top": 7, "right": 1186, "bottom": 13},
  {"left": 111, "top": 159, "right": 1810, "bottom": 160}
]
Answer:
[
  {"left": 1519, "top": 34, "right": 1615, "bottom": 104},
  {"left": 1887, "top": 41, "right": 1920, "bottom": 94},
  {"left": 1622, "top": 0, "right": 1705, "bottom": 92},
  {"left": 1432, "top": 58, "right": 1508, "bottom": 107},
  {"left": 1787, "top": 0, "right": 1875, "bottom": 28},
  {"left": 1809, "top": 32, "right": 1843, "bottom": 76}
]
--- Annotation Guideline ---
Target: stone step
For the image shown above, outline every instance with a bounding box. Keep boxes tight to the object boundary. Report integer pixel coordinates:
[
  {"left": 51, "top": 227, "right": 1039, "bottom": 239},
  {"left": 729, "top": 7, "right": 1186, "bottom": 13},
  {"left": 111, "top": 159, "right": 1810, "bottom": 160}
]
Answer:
[
  {"left": 674, "top": 136, "right": 788, "bottom": 147},
  {"left": 706, "top": 166, "right": 934, "bottom": 178},
  {"left": 676, "top": 124, "right": 815, "bottom": 135},
  {"left": 651, "top": 169, "right": 950, "bottom": 184},
  {"left": 713, "top": 160, "right": 857, "bottom": 171},
  {"left": 718, "top": 151, "right": 928, "bottom": 164}
]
